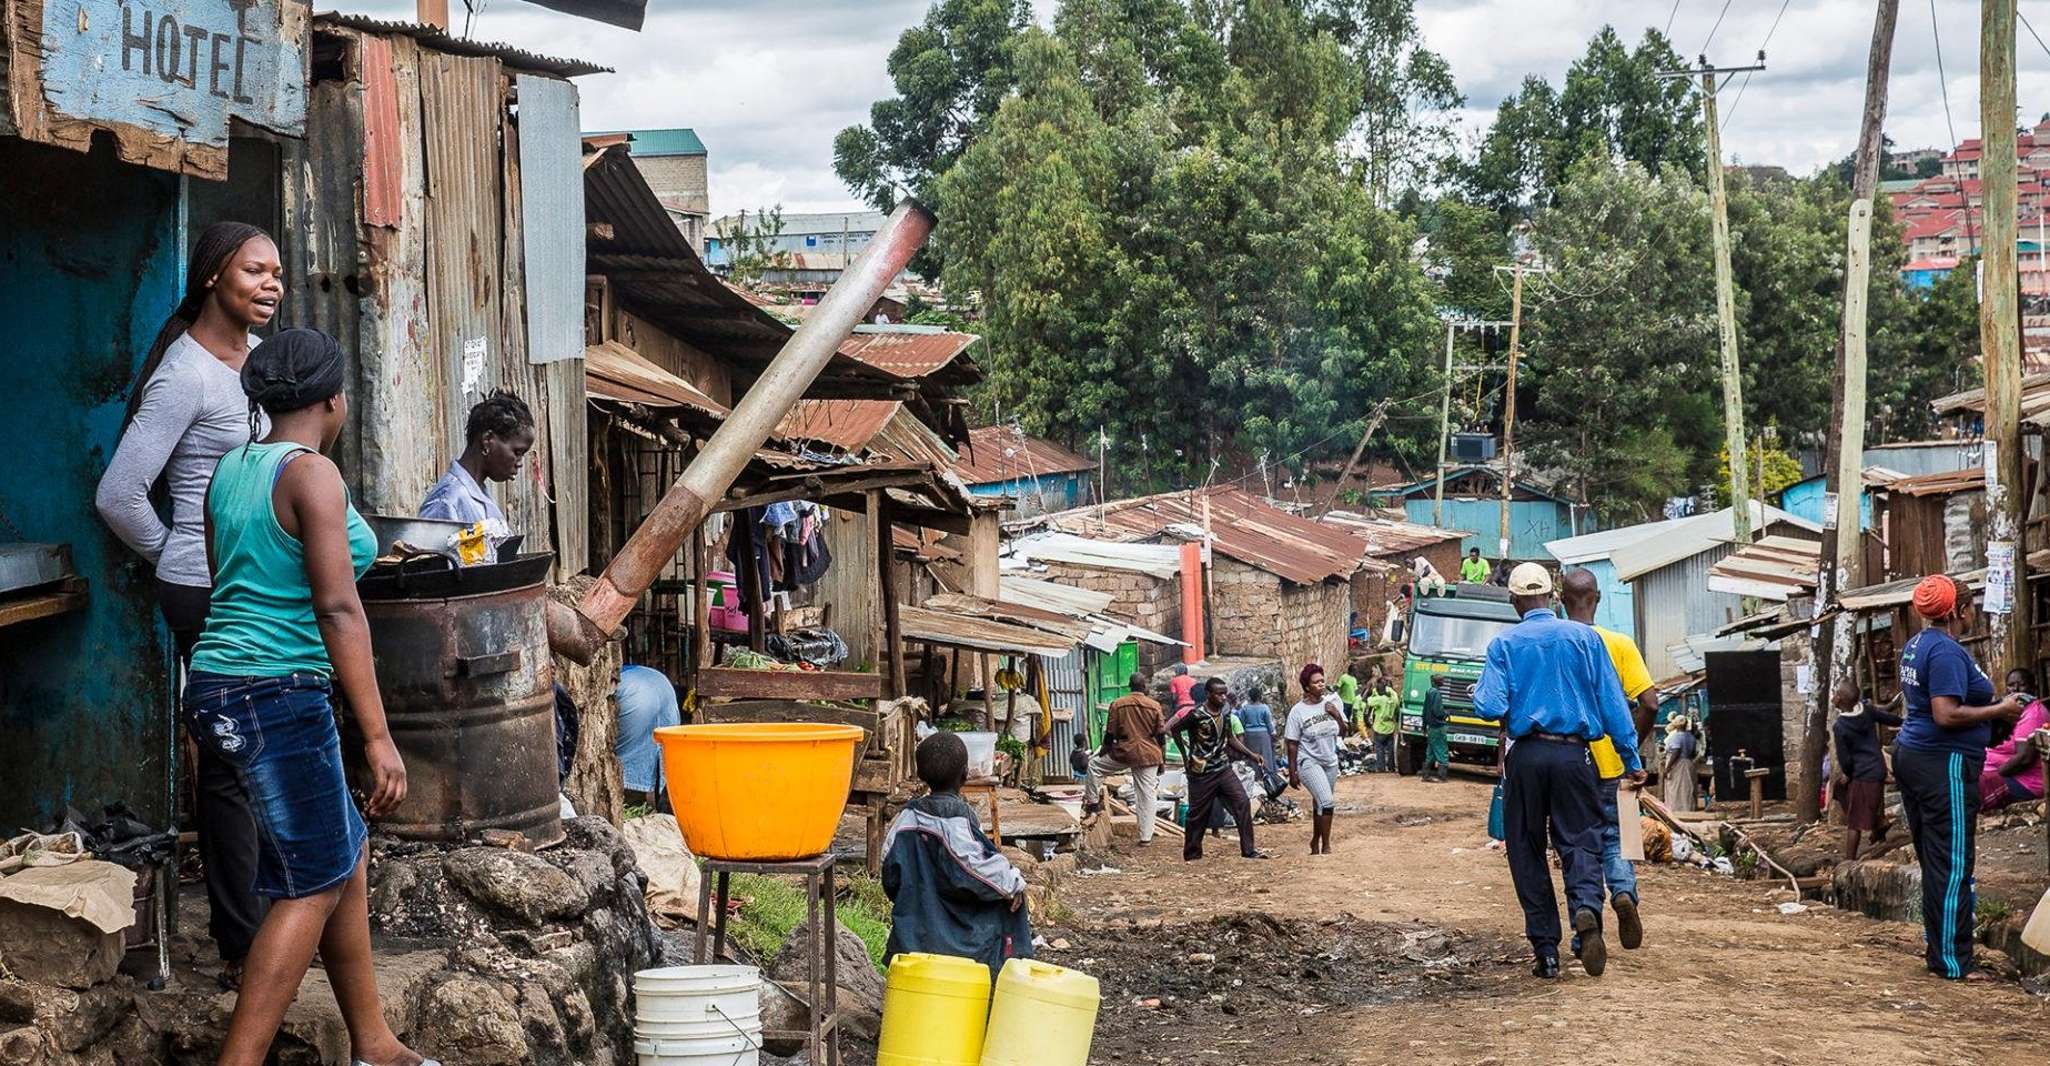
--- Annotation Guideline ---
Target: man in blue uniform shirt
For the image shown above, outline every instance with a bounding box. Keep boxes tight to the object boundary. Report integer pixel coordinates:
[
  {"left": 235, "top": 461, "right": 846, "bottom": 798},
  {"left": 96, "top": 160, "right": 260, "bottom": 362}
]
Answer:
[{"left": 1473, "top": 563, "right": 1642, "bottom": 979}]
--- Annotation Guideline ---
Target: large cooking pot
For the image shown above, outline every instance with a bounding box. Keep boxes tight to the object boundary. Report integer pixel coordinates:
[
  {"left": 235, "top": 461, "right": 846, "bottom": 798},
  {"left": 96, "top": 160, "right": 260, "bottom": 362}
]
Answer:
[{"left": 350, "top": 553, "right": 564, "bottom": 847}]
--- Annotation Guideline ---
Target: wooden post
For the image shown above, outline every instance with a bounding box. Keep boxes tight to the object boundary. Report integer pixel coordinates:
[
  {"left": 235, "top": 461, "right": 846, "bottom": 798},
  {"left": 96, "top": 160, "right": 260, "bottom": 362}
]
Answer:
[
  {"left": 1433, "top": 320, "right": 1455, "bottom": 528},
  {"left": 1983, "top": 0, "right": 2031, "bottom": 676},
  {"left": 1702, "top": 69, "right": 1752, "bottom": 545},
  {"left": 692, "top": 522, "right": 711, "bottom": 684},
  {"left": 877, "top": 495, "right": 906, "bottom": 699},
  {"left": 1498, "top": 268, "right": 1524, "bottom": 562}
]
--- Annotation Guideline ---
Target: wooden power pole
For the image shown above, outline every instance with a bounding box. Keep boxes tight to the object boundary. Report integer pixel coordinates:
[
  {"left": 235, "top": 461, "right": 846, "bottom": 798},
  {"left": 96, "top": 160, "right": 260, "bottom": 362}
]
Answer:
[
  {"left": 1499, "top": 265, "right": 1526, "bottom": 563},
  {"left": 1700, "top": 64, "right": 1754, "bottom": 545},
  {"left": 1982, "top": 0, "right": 2031, "bottom": 675},
  {"left": 1434, "top": 320, "right": 1455, "bottom": 528},
  {"left": 1800, "top": 0, "right": 1901, "bottom": 826}
]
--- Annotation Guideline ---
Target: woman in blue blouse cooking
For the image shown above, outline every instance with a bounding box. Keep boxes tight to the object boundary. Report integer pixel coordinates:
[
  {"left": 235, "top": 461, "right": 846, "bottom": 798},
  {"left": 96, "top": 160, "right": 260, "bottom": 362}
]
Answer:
[{"left": 185, "top": 329, "right": 433, "bottom": 1065}]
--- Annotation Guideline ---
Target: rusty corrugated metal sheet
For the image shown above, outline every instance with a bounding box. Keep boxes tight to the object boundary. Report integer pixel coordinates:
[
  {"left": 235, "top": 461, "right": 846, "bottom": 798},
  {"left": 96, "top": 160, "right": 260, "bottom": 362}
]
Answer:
[
  {"left": 780, "top": 400, "right": 900, "bottom": 451},
  {"left": 1316, "top": 511, "right": 1470, "bottom": 559},
  {"left": 313, "top": 13, "right": 608, "bottom": 77},
  {"left": 586, "top": 340, "right": 728, "bottom": 414},
  {"left": 1041, "top": 486, "right": 1368, "bottom": 586},
  {"left": 838, "top": 325, "right": 982, "bottom": 385},
  {"left": 954, "top": 426, "right": 1093, "bottom": 485},
  {"left": 361, "top": 35, "right": 404, "bottom": 228}
]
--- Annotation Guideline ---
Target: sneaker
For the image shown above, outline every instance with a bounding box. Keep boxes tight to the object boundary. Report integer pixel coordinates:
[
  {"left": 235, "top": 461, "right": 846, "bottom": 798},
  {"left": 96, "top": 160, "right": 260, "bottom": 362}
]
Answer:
[
  {"left": 1615, "top": 894, "right": 1643, "bottom": 950},
  {"left": 1572, "top": 908, "right": 1606, "bottom": 977},
  {"left": 1531, "top": 956, "right": 1560, "bottom": 979}
]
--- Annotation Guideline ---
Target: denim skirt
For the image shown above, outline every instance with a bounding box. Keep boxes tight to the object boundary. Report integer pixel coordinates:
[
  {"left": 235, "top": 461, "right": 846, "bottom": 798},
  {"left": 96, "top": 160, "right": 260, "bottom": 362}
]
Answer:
[{"left": 182, "top": 671, "right": 368, "bottom": 899}]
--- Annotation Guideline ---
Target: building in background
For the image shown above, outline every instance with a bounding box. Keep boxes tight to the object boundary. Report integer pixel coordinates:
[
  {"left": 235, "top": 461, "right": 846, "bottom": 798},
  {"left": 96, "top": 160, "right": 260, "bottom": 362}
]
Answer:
[
  {"left": 952, "top": 427, "right": 1096, "bottom": 519},
  {"left": 588, "top": 128, "right": 711, "bottom": 251},
  {"left": 706, "top": 210, "right": 891, "bottom": 298}
]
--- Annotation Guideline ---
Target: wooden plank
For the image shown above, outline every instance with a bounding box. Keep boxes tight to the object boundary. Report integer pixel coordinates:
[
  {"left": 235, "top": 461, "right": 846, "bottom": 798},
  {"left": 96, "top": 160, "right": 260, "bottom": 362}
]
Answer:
[
  {"left": 698, "top": 699, "right": 879, "bottom": 732},
  {"left": 879, "top": 498, "right": 905, "bottom": 699},
  {"left": 697, "top": 667, "right": 884, "bottom": 701},
  {"left": 813, "top": 504, "right": 879, "bottom": 668},
  {"left": 0, "top": 579, "right": 88, "bottom": 629}
]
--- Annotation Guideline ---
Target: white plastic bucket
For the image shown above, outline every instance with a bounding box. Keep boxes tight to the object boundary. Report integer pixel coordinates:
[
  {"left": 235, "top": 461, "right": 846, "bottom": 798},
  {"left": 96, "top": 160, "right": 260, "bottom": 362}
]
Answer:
[
  {"left": 633, "top": 966, "right": 762, "bottom": 1066},
  {"left": 957, "top": 731, "right": 998, "bottom": 778}
]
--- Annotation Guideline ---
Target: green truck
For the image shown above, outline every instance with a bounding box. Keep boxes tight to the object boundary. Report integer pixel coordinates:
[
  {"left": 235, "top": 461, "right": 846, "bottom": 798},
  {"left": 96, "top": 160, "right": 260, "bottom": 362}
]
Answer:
[{"left": 1395, "top": 584, "right": 1526, "bottom": 774}]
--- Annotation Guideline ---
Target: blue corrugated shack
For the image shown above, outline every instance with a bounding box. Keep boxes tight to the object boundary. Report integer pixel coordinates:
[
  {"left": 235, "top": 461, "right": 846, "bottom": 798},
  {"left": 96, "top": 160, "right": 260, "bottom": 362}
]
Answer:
[
  {"left": 0, "top": 0, "right": 311, "bottom": 832},
  {"left": 1383, "top": 465, "right": 1587, "bottom": 562}
]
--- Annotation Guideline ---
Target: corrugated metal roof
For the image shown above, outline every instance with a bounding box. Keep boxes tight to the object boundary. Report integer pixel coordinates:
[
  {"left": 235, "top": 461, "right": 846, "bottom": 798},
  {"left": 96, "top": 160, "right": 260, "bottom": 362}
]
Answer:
[
  {"left": 1610, "top": 503, "right": 1821, "bottom": 581},
  {"left": 586, "top": 128, "right": 707, "bottom": 156},
  {"left": 1545, "top": 517, "right": 1688, "bottom": 565},
  {"left": 780, "top": 400, "right": 901, "bottom": 452},
  {"left": 954, "top": 426, "right": 1094, "bottom": 485},
  {"left": 313, "top": 14, "right": 609, "bottom": 77},
  {"left": 1318, "top": 511, "right": 1471, "bottom": 558},
  {"left": 897, "top": 605, "right": 1076, "bottom": 657},
  {"left": 1883, "top": 467, "right": 1986, "bottom": 497},
  {"left": 998, "top": 575, "right": 1114, "bottom": 617},
  {"left": 1003, "top": 532, "right": 1185, "bottom": 579},
  {"left": 584, "top": 340, "right": 727, "bottom": 414},
  {"left": 1931, "top": 370, "right": 2050, "bottom": 417},
  {"left": 1040, "top": 487, "right": 1368, "bottom": 585},
  {"left": 1705, "top": 536, "right": 1821, "bottom": 602},
  {"left": 839, "top": 326, "right": 982, "bottom": 383}
]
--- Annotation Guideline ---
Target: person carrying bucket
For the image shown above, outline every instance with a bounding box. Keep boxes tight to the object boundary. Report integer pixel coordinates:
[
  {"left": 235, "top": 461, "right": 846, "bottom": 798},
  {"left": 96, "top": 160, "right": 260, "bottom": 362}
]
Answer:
[{"left": 882, "top": 732, "right": 1033, "bottom": 981}]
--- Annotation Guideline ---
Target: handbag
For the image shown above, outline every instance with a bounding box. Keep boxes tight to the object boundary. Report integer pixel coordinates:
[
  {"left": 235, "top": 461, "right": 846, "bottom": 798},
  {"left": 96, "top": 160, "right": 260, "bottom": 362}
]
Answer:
[{"left": 1487, "top": 781, "right": 1506, "bottom": 842}]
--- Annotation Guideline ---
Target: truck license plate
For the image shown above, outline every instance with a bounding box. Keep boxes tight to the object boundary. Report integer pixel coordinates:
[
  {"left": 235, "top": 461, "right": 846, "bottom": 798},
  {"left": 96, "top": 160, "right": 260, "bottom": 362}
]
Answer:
[{"left": 1450, "top": 732, "right": 1497, "bottom": 746}]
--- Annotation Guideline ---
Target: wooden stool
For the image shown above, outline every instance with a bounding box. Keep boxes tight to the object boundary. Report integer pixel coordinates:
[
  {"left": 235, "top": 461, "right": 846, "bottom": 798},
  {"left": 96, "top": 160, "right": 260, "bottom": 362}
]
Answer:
[
  {"left": 694, "top": 853, "right": 842, "bottom": 1066},
  {"left": 1745, "top": 767, "right": 1773, "bottom": 820},
  {"left": 961, "top": 776, "right": 1002, "bottom": 846}
]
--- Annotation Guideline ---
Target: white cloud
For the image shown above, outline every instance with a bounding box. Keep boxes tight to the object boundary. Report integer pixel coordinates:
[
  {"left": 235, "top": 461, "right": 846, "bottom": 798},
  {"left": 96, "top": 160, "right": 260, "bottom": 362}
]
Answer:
[{"left": 337, "top": 0, "right": 2050, "bottom": 213}]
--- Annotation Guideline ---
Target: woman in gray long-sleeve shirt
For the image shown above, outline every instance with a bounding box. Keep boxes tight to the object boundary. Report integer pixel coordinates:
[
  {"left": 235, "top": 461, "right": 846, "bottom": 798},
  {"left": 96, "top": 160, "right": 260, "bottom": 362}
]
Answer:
[{"left": 94, "top": 221, "right": 282, "bottom": 982}]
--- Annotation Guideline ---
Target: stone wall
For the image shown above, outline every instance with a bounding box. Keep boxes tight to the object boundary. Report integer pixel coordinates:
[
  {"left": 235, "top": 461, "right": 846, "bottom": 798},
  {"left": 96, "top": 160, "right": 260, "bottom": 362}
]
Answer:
[
  {"left": 1035, "top": 561, "right": 1182, "bottom": 675},
  {"left": 1209, "top": 557, "right": 1350, "bottom": 704}
]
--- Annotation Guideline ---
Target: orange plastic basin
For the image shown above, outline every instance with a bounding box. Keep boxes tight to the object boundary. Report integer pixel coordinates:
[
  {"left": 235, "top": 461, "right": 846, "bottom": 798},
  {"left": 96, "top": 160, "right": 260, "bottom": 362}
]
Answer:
[{"left": 653, "top": 723, "right": 865, "bottom": 861}]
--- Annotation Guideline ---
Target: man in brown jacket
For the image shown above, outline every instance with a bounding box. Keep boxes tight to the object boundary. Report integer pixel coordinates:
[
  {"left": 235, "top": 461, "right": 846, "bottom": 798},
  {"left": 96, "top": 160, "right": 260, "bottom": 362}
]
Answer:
[{"left": 1082, "top": 674, "right": 1168, "bottom": 844}]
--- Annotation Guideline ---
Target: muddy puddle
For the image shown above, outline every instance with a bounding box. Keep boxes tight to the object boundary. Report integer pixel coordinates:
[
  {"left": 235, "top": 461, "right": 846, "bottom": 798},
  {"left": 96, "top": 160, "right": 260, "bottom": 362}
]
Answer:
[{"left": 1036, "top": 913, "right": 1518, "bottom": 1065}]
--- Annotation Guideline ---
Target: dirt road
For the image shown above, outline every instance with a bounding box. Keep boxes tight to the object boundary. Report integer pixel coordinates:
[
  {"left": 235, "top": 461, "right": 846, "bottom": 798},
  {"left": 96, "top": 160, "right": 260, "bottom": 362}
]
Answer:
[{"left": 1040, "top": 771, "right": 2048, "bottom": 1066}]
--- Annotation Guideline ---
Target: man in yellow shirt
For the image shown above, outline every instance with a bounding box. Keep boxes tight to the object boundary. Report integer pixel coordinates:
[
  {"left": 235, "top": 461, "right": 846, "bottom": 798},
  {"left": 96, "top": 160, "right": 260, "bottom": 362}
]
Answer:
[
  {"left": 1460, "top": 548, "right": 1492, "bottom": 584},
  {"left": 1561, "top": 569, "right": 1658, "bottom": 952}
]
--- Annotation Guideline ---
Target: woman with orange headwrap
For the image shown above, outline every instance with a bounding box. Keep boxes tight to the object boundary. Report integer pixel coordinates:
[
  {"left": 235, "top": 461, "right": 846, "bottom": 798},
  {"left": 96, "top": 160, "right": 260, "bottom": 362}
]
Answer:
[{"left": 1894, "top": 574, "right": 2025, "bottom": 981}]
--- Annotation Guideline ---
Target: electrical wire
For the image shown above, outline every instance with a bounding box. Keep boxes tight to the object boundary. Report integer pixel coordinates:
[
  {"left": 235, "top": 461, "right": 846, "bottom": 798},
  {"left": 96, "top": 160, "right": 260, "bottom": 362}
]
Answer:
[
  {"left": 1722, "top": 0, "right": 1796, "bottom": 130},
  {"left": 1664, "top": 0, "right": 1684, "bottom": 39},
  {"left": 2023, "top": 7, "right": 2050, "bottom": 65},
  {"left": 1700, "top": 0, "right": 1735, "bottom": 56}
]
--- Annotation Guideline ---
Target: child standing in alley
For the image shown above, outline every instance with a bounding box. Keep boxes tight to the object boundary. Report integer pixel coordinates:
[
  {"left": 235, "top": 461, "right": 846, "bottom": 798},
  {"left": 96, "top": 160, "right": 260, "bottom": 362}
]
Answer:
[{"left": 882, "top": 732, "right": 1034, "bottom": 981}]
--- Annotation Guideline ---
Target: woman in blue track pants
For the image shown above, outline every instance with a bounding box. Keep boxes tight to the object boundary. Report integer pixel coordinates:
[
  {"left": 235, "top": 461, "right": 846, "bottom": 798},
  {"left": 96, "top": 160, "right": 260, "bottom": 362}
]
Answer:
[{"left": 1894, "top": 575, "right": 2025, "bottom": 980}]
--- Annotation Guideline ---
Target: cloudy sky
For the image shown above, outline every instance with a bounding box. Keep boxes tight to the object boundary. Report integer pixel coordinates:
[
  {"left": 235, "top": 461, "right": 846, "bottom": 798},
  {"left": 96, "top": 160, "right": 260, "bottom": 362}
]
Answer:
[{"left": 362, "top": 0, "right": 2050, "bottom": 215}]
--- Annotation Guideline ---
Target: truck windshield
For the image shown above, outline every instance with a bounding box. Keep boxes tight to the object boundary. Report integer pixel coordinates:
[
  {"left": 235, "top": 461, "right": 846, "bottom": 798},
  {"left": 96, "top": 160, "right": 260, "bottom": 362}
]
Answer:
[{"left": 1410, "top": 611, "right": 1518, "bottom": 659}]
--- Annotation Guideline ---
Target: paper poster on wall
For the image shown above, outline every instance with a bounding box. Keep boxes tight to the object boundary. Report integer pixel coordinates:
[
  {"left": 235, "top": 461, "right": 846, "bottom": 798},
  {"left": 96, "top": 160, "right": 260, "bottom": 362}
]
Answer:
[
  {"left": 1822, "top": 491, "right": 1839, "bottom": 531},
  {"left": 1985, "top": 438, "right": 2001, "bottom": 492},
  {"left": 1987, "top": 541, "right": 2016, "bottom": 616},
  {"left": 462, "top": 337, "right": 487, "bottom": 396}
]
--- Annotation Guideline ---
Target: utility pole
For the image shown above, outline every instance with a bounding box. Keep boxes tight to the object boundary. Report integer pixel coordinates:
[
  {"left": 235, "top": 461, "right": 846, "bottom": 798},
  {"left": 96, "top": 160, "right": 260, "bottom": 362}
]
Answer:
[
  {"left": 1500, "top": 265, "right": 1525, "bottom": 563},
  {"left": 1433, "top": 320, "right": 1455, "bottom": 528},
  {"left": 1800, "top": 0, "right": 1902, "bottom": 826},
  {"left": 1702, "top": 63, "right": 1753, "bottom": 545},
  {"left": 1982, "top": 0, "right": 2030, "bottom": 675},
  {"left": 1324, "top": 401, "right": 1390, "bottom": 515}
]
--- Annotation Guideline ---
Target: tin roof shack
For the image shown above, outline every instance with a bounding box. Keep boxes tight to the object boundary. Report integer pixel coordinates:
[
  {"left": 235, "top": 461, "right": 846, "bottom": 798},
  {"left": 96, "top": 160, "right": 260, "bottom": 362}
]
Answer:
[
  {"left": 1611, "top": 503, "right": 1821, "bottom": 680},
  {"left": 1873, "top": 468, "right": 1994, "bottom": 583},
  {"left": 1318, "top": 511, "right": 1469, "bottom": 642},
  {"left": 0, "top": 0, "right": 308, "bottom": 832},
  {"left": 1382, "top": 465, "right": 1587, "bottom": 561},
  {"left": 286, "top": 15, "right": 604, "bottom": 577},
  {"left": 1545, "top": 518, "right": 1689, "bottom": 645},
  {"left": 1036, "top": 487, "right": 1368, "bottom": 702},
  {"left": 952, "top": 426, "right": 1096, "bottom": 520},
  {"left": 1002, "top": 533, "right": 1187, "bottom": 677}
]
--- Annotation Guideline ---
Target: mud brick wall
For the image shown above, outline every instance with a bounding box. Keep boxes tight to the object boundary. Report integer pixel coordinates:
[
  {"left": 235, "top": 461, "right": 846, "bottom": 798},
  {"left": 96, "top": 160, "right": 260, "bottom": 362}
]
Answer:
[
  {"left": 1036, "top": 561, "right": 1183, "bottom": 675},
  {"left": 1209, "top": 557, "right": 1350, "bottom": 703}
]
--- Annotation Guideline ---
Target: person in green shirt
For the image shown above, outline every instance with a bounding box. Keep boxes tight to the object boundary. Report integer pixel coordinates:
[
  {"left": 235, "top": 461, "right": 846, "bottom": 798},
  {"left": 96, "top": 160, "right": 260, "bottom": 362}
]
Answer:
[
  {"left": 1460, "top": 548, "right": 1493, "bottom": 584},
  {"left": 1421, "top": 675, "right": 1452, "bottom": 781},
  {"left": 1336, "top": 672, "right": 1365, "bottom": 737},
  {"left": 1368, "top": 682, "right": 1400, "bottom": 772}
]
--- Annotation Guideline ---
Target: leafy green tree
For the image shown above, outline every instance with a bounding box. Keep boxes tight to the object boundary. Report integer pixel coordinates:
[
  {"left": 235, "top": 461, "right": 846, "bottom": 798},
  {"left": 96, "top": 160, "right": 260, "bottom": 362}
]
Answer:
[
  {"left": 1305, "top": 0, "right": 1463, "bottom": 204},
  {"left": 1870, "top": 255, "right": 1979, "bottom": 441},
  {"left": 721, "top": 206, "right": 790, "bottom": 288}
]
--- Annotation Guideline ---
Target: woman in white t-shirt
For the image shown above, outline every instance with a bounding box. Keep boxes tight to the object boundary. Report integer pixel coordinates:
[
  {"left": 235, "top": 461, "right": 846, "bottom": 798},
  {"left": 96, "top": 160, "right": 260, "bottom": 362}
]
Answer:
[{"left": 1285, "top": 664, "right": 1350, "bottom": 855}]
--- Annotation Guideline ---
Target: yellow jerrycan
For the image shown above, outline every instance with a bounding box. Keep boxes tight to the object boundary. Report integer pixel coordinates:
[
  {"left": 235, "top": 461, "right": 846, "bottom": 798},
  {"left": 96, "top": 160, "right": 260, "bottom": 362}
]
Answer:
[
  {"left": 877, "top": 953, "right": 992, "bottom": 1066},
  {"left": 978, "top": 958, "right": 1099, "bottom": 1066}
]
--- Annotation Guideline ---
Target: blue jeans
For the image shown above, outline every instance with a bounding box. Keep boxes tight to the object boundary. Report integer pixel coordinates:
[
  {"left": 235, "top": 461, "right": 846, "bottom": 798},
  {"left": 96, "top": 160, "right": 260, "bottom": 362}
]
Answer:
[
  {"left": 1572, "top": 779, "right": 1637, "bottom": 953},
  {"left": 182, "top": 672, "right": 366, "bottom": 900},
  {"left": 615, "top": 665, "right": 681, "bottom": 794}
]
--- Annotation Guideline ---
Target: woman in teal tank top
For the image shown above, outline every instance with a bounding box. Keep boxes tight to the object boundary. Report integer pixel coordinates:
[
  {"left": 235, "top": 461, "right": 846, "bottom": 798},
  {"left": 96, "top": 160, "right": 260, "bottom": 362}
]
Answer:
[{"left": 184, "top": 330, "right": 437, "bottom": 1066}]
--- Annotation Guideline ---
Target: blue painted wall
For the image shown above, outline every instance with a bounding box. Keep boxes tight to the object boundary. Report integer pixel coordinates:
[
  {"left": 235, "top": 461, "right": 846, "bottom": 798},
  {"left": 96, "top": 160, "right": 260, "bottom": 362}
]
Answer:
[
  {"left": 1778, "top": 477, "right": 1874, "bottom": 531},
  {"left": 0, "top": 137, "right": 183, "bottom": 831},
  {"left": 967, "top": 472, "right": 1086, "bottom": 519},
  {"left": 1572, "top": 558, "right": 1637, "bottom": 644},
  {"left": 1401, "top": 498, "right": 1579, "bottom": 562}
]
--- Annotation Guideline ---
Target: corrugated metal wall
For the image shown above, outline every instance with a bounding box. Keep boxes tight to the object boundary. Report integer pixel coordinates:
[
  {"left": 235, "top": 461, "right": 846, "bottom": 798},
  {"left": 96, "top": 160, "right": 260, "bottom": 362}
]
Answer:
[
  {"left": 1042, "top": 647, "right": 1088, "bottom": 779},
  {"left": 0, "top": 137, "right": 184, "bottom": 830},
  {"left": 1634, "top": 545, "right": 1751, "bottom": 680},
  {"left": 1402, "top": 497, "right": 1580, "bottom": 561},
  {"left": 1581, "top": 559, "right": 1637, "bottom": 646},
  {"left": 286, "top": 27, "right": 588, "bottom": 574}
]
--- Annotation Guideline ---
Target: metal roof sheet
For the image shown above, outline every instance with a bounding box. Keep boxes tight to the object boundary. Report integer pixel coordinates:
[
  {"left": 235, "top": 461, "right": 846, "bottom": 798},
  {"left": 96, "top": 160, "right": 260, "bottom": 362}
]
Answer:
[
  {"left": 1610, "top": 503, "right": 1821, "bottom": 581},
  {"left": 1318, "top": 511, "right": 1472, "bottom": 558},
  {"left": 838, "top": 326, "right": 983, "bottom": 383},
  {"left": 586, "top": 128, "right": 706, "bottom": 156},
  {"left": 1003, "top": 532, "right": 1185, "bottom": 579},
  {"left": 779, "top": 400, "right": 902, "bottom": 452},
  {"left": 584, "top": 340, "right": 727, "bottom": 415},
  {"left": 998, "top": 575, "right": 1114, "bottom": 617},
  {"left": 954, "top": 426, "right": 1095, "bottom": 485},
  {"left": 1545, "top": 517, "right": 1689, "bottom": 565},
  {"left": 1705, "top": 536, "right": 1822, "bottom": 602},
  {"left": 897, "top": 605, "right": 1077, "bottom": 657},
  {"left": 314, "top": 13, "right": 609, "bottom": 76},
  {"left": 1039, "top": 487, "right": 1367, "bottom": 585}
]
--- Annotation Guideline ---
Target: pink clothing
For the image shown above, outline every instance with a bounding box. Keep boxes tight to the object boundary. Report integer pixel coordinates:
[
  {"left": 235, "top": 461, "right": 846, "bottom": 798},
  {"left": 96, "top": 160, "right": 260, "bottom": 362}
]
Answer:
[
  {"left": 1981, "top": 700, "right": 2050, "bottom": 807},
  {"left": 1169, "top": 673, "right": 1198, "bottom": 711}
]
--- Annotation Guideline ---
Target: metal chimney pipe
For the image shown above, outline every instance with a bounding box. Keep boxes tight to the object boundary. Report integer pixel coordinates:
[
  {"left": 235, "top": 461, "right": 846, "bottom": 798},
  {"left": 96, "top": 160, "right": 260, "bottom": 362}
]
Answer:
[{"left": 549, "top": 200, "right": 936, "bottom": 664}]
